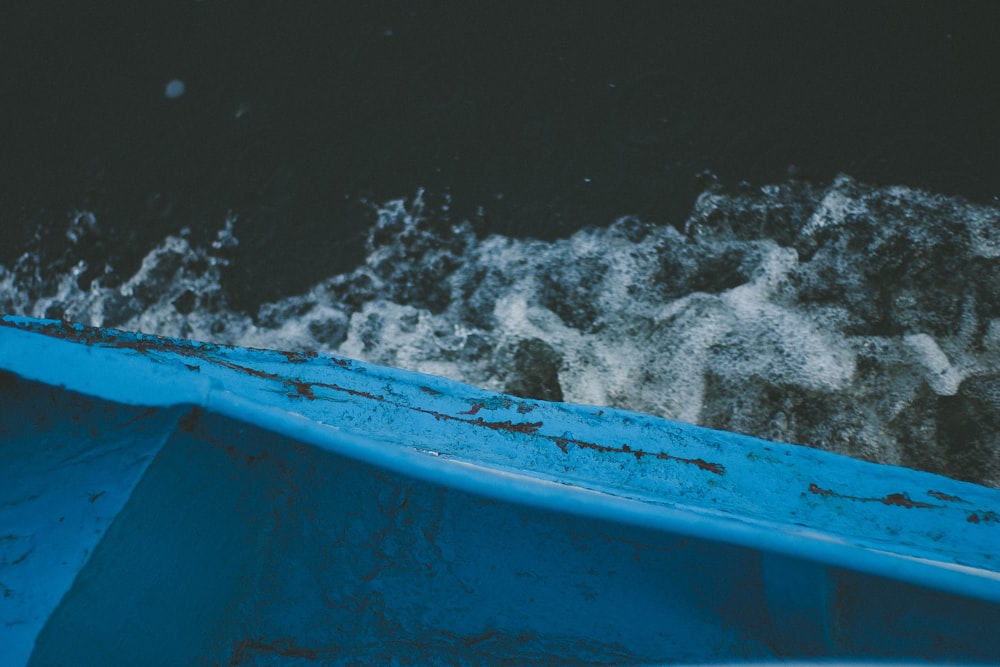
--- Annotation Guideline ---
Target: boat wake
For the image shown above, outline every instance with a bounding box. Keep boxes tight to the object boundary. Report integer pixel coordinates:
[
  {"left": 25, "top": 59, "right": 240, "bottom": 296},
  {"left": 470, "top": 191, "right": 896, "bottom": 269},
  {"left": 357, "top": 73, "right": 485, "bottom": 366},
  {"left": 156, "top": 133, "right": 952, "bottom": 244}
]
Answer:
[{"left": 2, "top": 175, "right": 999, "bottom": 487}]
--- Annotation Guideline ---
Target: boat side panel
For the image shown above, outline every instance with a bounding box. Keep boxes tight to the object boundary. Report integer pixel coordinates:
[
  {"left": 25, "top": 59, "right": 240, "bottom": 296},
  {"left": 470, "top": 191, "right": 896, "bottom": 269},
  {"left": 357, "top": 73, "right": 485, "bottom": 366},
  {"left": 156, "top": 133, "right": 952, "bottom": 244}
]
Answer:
[
  {"left": 28, "top": 407, "right": 1000, "bottom": 665},
  {"left": 29, "top": 408, "right": 774, "bottom": 665},
  {"left": 26, "top": 404, "right": 278, "bottom": 667},
  {"left": 0, "top": 373, "right": 181, "bottom": 667}
]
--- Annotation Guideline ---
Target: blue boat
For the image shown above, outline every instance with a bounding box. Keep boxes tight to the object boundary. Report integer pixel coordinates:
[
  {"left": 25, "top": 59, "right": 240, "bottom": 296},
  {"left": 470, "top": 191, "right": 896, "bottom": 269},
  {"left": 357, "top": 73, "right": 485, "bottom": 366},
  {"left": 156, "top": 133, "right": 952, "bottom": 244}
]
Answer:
[{"left": 1, "top": 315, "right": 998, "bottom": 666}]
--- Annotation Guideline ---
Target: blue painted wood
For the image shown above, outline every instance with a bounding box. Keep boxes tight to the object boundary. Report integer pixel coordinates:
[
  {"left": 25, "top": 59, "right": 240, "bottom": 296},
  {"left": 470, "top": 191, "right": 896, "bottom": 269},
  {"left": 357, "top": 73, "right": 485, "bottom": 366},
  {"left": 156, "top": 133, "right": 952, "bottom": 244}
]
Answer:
[{"left": 1, "top": 315, "right": 998, "bottom": 665}]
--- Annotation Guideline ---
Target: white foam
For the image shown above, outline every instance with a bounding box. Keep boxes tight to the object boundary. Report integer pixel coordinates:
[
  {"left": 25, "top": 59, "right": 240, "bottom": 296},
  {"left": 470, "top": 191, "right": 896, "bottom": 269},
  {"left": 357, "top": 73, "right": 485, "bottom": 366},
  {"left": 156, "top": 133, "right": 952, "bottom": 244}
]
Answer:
[
  {"left": 968, "top": 209, "right": 1000, "bottom": 259},
  {"left": 903, "top": 333, "right": 963, "bottom": 397},
  {"left": 800, "top": 178, "right": 866, "bottom": 237}
]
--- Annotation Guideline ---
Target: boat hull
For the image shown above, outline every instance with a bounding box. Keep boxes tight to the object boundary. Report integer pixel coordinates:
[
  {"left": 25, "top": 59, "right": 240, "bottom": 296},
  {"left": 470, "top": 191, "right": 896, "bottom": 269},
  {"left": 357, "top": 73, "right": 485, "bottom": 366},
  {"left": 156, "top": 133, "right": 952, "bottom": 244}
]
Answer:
[{"left": 1, "top": 316, "right": 998, "bottom": 665}]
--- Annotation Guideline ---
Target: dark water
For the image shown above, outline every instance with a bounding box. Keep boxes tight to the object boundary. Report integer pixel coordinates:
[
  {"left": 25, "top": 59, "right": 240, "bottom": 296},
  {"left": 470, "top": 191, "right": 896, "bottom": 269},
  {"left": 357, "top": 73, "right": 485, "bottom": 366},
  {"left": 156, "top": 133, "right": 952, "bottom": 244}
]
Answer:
[{"left": 2, "top": 2, "right": 1000, "bottom": 486}]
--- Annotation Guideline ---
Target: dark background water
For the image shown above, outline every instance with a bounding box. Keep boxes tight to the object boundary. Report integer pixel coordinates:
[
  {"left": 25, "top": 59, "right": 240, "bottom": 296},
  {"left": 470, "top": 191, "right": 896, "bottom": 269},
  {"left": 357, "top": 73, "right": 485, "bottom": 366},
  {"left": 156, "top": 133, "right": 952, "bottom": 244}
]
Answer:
[{"left": 3, "top": 1, "right": 999, "bottom": 312}]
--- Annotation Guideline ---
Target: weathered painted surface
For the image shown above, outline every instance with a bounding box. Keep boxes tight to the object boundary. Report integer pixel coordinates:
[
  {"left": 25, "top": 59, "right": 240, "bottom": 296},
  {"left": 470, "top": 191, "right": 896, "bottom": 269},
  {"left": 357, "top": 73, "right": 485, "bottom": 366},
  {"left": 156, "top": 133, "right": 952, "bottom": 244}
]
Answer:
[{"left": 1, "top": 315, "right": 998, "bottom": 665}]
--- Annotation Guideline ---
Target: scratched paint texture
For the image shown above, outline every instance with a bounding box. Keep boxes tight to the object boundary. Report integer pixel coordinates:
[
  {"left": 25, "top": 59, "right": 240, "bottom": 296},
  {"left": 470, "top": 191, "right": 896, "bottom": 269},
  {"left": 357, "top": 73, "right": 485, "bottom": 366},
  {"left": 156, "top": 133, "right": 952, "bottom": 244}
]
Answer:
[{"left": 2, "top": 317, "right": 994, "bottom": 566}]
